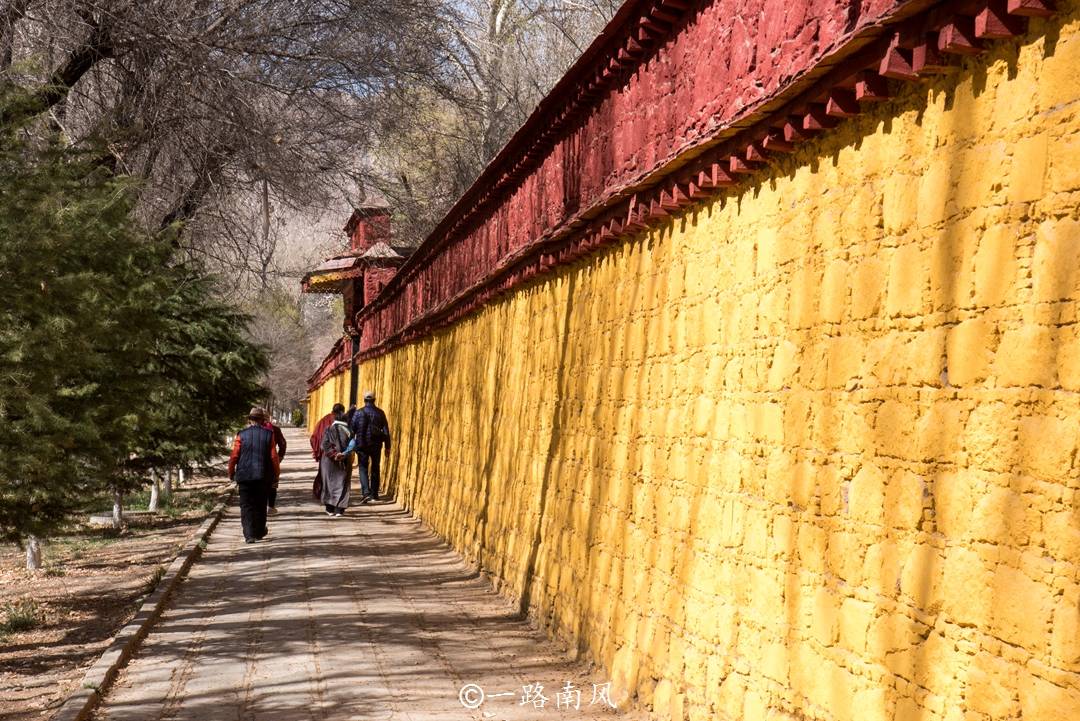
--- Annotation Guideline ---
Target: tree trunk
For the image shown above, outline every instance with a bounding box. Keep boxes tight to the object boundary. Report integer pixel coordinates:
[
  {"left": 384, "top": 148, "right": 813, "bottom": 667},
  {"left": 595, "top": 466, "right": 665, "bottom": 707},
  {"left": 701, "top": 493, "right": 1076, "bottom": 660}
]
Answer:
[
  {"left": 163, "top": 469, "right": 174, "bottom": 500},
  {"left": 112, "top": 489, "right": 124, "bottom": 528},
  {"left": 148, "top": 469, "right": 161, "bottom": 512},
  {"left": 259, "top": 178, "right": 271, "bottom": 289},
  {"left": 0, "top": 21, "right": 113, "bottom": 128},
  {"left": 178, "top": 468, "right": 186, "bottom": 486},
  {"left": 25, "top": 535, "right": 41, "bottom": 571},
  {"left": 157, "top": 147, "right": 230, "bottom": 238}
]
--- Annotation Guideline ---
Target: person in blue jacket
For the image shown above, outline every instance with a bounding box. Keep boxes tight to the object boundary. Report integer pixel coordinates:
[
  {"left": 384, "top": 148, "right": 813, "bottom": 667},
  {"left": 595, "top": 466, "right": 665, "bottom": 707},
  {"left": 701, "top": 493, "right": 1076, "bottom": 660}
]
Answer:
[{"left": 343, "top": 390, "right": 392, "bottom": 503}]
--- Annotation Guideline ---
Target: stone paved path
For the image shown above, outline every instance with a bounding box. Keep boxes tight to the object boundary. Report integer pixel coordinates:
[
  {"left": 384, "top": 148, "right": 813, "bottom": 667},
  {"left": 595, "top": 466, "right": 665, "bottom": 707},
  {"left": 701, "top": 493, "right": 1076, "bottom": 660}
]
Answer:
[{"left": 94, "top": 430, "right": 639, "bottom": 721}]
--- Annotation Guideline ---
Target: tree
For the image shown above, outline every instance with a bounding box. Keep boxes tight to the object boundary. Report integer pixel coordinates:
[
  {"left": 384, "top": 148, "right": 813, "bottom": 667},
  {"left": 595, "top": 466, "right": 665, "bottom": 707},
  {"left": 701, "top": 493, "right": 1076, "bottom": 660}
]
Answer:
[
  {"left": 0, "top": 0, "right": 619, "bottom": 257},
  {"left": 0, "top": 0, "right": 446, "bottom": 245},
  {"left": 0, "top": 103, "right": 167, "bottom": 553},
  {"left": 131, "top": 268, "right": 269, "bottom": 477},
  {"left": 0, "top": 0, "right": 625, "bottom": 432},
  {"left": 246, "top": 286, "right": 314, "bottom": 419},
  {"left": 0, "top": 90, "right": 269, "bottom": 564}
]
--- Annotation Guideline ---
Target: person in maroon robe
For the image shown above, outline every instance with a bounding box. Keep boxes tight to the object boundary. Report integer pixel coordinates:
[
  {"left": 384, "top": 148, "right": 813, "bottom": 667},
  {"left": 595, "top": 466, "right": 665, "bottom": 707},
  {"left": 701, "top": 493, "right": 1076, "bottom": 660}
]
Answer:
[{"left": 309, "top": 405, "right": 341, "bottom": 500}]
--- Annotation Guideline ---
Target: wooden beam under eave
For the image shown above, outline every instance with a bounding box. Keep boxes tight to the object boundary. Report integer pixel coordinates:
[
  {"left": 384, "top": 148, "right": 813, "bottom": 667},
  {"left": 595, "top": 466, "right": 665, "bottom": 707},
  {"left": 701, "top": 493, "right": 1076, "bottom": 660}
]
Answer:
[
  {"left": 804, "top": 104, "right": 840, "bottom": 130},
  {"left": 624, "top": 212, "right": 649, "bottom": 231},
  {"left": 730, "top": 155, "right": 758, "bottom": 174},
  {"left": 698, "top": 163, "right": 737, "bottom": 188},
  {"left": 651, "top": 7, "right": 682, "bottom": 25},
  {"left": 784, "top": 117, "right": 814, "bottom": 143},
  {"left": 686, "top": 179, "right": 712, "bottom": 200},
  {"left": 746, "top": 142, "right": 768, "bottom": 163},
  {"left": 761, "top": 133, "right": 795, "bottom": 153},
  {"left": 639, "top": 15, "right": 669, "bottom": 35},
  {"left": 1007, "top": 0, "right": 1054, "bottom": 16},
  {"left": 913, "top": 33, "right": 957, "bottom": 74},
  {"left": 976, "top": 0, "right": 1027, "bottom": 37},
  {"left": 825, "top": 88, "right": 860, "bottom": 117},
  {"left": 879, "top": 38, "right": 919, "bottom": 80},
  {"left": 938, "top": 17, "right": 985, "bottom": 54},
  {"left": 855, "top": 71, "right": 891, "bottom": 101},
  {"left": 659, "top": 190, "right": 681, "bottom": 212},
  {"left": 647, "top": 198, "right": 671, "bottom": 220}
]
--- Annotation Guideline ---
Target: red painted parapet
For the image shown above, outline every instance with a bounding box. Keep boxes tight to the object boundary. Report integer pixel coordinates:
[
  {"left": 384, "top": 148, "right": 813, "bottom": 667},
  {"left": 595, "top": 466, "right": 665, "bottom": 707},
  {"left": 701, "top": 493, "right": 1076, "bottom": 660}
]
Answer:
[
  {"left": 363, "top": 266, "right": 397, "bottom": 312},
  {"left": 355, "top": 0, "right": 1055, "bottom": 360}
]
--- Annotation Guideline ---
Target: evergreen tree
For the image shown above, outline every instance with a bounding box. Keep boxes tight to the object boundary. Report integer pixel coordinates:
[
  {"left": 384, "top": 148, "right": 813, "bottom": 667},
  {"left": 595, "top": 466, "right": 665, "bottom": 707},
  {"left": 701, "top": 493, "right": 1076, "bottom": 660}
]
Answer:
[
  {"left": 0, "top": 94, "right": 268, "bottom": 559},
  {"left": 132, "top": 269, "right": 269, "bottom": 475},
  {"left": 0, "top": 116, "right": 168, "bottom": 546}
]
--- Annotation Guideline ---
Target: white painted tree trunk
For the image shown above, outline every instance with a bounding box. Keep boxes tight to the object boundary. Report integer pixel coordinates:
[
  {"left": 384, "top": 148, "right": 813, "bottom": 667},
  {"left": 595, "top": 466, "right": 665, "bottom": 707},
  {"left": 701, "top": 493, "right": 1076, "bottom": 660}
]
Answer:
[
  {"left": 178, "top": 468, "right": 186, "bottom": 486},
  {"left": 25, "top": 535, "right": 41, "bottom": 571},
  {"left": 162, "top": 469, "right": 173, "bottom": 501},
  {"left": 112, "top": 489, "right": 124, "bottom": 528},
  {"left": 148, "top": 469, "right": 161, "bottom": 512}
]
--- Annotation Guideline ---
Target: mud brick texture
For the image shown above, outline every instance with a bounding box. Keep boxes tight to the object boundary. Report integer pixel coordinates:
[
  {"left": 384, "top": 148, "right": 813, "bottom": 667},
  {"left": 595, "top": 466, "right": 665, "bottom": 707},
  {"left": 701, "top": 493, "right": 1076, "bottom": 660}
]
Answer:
[{"left": 308, "top": 4, "right": 1080, "bottom": 721}]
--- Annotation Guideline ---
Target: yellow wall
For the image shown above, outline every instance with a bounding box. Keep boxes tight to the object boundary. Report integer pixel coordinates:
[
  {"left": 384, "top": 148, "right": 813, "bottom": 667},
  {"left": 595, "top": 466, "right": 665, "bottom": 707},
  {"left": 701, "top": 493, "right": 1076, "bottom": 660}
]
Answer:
[
  {"left": 306, "top": 370, "right": 349, "bottom": 435},
  {"left": 309, "top": 7, "right": 1080, "bottom": 720}
]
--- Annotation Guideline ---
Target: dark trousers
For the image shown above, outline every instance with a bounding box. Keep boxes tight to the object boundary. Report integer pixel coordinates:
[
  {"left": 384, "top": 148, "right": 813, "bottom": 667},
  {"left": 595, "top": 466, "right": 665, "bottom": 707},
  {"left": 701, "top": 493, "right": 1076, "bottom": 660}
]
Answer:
[
  {"left": 357, "top": 447, "right": 382, "bottom": 498},
  {"left": 267, "top": 484, "right": 277, "bottom": 509},
  {"left": 238, "top": 480, "right": 268, "bottom": 540}
]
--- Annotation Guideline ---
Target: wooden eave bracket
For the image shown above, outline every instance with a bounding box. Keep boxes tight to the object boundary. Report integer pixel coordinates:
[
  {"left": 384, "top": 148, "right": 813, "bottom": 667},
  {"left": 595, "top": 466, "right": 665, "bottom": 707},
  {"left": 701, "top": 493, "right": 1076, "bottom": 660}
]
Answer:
[
  {"left": 879, "top": 34, "right": 920, "bottom": 79},
  {"left": 976, "top": 0, "right": 1028, "bottom": 37},
  {"left": 913, "top": 32, "right": 958, "bottom": 73},
  {"left": 938, "top": 17, "right": 985, "bottom": 54},
  {"left": 1007, "top": 0, "right": 1055, "bottom": 16},
  {"left": 761, "top": 132, "right": 796, "bottom": 152},
  {"left": 855, "top": 71, "right": 892, "bottom": 101},
  {"left": 825, "top": 88, "right": 861, "bottom": 117}
]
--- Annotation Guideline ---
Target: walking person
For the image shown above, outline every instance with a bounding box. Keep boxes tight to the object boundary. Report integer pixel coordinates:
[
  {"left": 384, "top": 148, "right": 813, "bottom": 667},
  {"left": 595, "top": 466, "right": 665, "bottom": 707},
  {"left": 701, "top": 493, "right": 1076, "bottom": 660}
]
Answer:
[
  {"left": 309, "top": 405, "right": 337, "bottom": 502},
  {"left": 319, "top": 404, "right": 353, "bottom": 516},
  {"left": 310, "top": 407, "right": 336, "bottom": 461},
  {"left": 349, "top": 390, "right": 392, "bottom": 503},
  {"left": 254, "top": 407, "right": 286, "bottom": 514},
  {"left": 228, "top": 408, "right": 279, "bottom": 543}
]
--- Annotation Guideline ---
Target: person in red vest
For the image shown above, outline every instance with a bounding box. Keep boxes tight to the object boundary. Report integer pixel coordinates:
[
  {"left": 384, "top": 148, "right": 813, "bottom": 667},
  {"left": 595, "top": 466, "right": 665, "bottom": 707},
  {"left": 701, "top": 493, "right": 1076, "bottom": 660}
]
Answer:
[
  {"left": 253, "top": 407, "right": 286, "bottom": 513},
  {"left": 227, "top": 408, "right": 279, "bottom": 543}
]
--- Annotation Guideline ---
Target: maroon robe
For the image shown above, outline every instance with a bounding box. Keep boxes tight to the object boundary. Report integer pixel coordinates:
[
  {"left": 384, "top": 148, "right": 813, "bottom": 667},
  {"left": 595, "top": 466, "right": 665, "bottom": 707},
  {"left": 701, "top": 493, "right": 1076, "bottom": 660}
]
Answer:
[{"left": 309, "top": 412, "right": 335, "bottom": 461}]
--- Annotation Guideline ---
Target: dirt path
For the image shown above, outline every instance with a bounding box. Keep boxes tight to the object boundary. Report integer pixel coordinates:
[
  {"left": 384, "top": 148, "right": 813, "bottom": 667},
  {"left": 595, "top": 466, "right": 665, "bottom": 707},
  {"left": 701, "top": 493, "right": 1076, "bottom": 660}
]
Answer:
[
  {"left": 94, "top": 429, "right": 642, "bottom": 721},
  {"left": 0, "top": 472, "right": 232, "bottom": 721}
]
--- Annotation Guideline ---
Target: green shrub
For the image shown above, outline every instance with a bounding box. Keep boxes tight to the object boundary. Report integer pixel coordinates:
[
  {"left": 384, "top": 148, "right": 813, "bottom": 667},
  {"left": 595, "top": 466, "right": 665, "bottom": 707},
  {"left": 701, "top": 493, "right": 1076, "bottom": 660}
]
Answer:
[
  {"left": 1, "top": 599, "right": 42, "bottom": 634},
  {"left": 143, "top": 565, "right": 166, "bottom": 595}
]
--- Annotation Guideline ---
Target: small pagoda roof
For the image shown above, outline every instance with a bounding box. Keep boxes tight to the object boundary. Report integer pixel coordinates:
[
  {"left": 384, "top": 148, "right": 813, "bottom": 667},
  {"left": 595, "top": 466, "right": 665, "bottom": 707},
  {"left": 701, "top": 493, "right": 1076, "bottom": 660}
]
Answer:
[
  {"left": 301, "top": 254, "right": 364, "bottom": 293},
  {"left": 359, "top": 241, "right": 403, "bottom": 260},
  {"left": 301, "top": 243, "right": 411, "bottom": 294}
]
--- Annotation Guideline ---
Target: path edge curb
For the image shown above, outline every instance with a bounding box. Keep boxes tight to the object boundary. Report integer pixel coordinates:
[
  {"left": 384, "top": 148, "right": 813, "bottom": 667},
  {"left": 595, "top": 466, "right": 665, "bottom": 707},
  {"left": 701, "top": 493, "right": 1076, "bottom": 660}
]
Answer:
[{"left": 49, "top": 494, "right": 233, "bottom": 721}]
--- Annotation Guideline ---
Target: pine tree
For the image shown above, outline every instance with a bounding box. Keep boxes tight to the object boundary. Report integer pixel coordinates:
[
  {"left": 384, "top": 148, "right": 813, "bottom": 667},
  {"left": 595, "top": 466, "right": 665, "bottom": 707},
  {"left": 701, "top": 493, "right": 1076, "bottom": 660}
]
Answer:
[
  {"left": 0, "top": 115, "right": 168, "bottom": 549},
  {"left": 0, "top": 93, "right": 268, "bottom": 560},
  {"left": 131, "top": 268, "right": 269, "bottom": 476}
]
